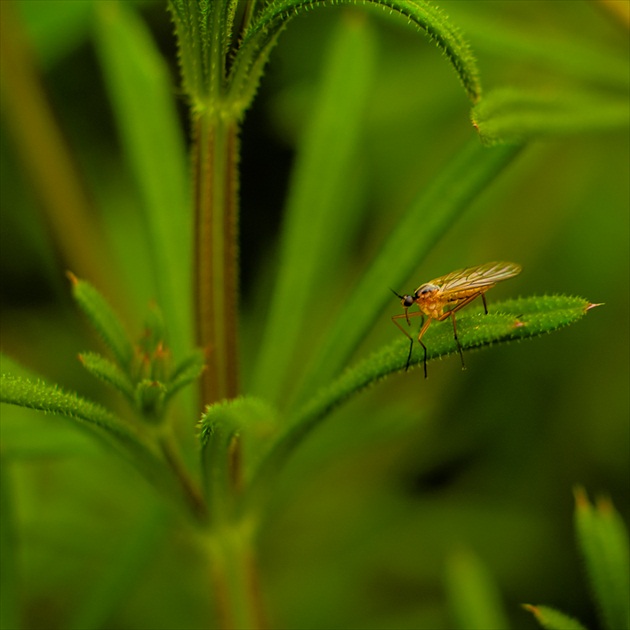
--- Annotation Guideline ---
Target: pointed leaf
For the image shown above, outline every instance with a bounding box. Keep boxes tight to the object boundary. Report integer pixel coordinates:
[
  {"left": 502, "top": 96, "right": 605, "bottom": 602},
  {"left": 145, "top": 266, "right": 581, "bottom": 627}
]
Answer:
[
  {"left": 523, "top": 605, "right": 589, "bottom": 630},
  {"left": 574, "top": 487, "right": 630, "bottom": 630},
  {"left": 165, "top": 352, "right": 206, "bottom": 405},
  {"left": 79, "top": 352, "right": 135, "bottom": 402},
  {"left": 68, "top": 272, "right": 134, "bottom": 369},
  {"left": 445, "top": 548, "right": 510, "bottom": 630},
  {"left": 246, "top": 295, "right": 597, "bottom": 504}
]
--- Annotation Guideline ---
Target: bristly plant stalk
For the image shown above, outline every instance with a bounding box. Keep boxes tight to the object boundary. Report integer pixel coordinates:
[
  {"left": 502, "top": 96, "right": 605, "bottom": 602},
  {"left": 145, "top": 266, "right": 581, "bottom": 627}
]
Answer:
[{"left": 193, "top": 112, "right": 240, "bottom": 405}]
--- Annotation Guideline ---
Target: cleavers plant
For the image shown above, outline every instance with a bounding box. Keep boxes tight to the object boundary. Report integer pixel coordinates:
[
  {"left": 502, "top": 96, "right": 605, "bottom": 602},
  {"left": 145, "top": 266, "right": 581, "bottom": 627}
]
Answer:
[{"left": 2, "top": 1, "right": 626, "bottom": 629}]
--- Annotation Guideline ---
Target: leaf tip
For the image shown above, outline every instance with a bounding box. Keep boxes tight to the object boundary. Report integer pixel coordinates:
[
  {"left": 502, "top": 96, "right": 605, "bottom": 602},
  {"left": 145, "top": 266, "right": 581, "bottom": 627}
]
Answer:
[
  {"left": 66, "top": 270, "right": 79, "bottom": 287},
  {"left": 573, "top": 485, "right": 590, "bottom": 511},
  {"left": 586, "top": 302, "right": 604, "bottom": 312}
]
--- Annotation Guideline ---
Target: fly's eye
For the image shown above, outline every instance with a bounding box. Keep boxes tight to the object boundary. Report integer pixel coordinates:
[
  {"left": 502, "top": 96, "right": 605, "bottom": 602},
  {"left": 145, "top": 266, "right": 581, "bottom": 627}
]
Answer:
[{"left": 402, "top": 295, "right": 414, "bottom": 308}]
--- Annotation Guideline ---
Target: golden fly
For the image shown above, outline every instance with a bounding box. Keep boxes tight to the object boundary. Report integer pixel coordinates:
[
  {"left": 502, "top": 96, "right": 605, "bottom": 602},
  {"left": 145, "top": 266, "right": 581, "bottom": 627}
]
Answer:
[{"left": 391, "top": 261, "right": 522, "bottom": 378}]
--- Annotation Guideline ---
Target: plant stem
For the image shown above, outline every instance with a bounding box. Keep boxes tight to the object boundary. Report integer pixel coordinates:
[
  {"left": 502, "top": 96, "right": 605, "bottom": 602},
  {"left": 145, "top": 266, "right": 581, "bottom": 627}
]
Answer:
[
  {"left": 193, "top": 113, "right": 240, "bottom": 405},
  {"left": 204, "top": 523, "right": 267, "bottom": 630},
  {"left": 158, "top": 431, "right": 207, "bottom": 523}
]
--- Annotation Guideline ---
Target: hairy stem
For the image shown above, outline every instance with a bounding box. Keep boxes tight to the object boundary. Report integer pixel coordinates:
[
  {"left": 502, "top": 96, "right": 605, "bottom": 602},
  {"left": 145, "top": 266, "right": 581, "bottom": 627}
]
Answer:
[
  {"left": 204, "top": 524, "right": 267, "bottom": 630},
  {"left": 193, "top": 113, "right": 240, "bottom": 405}
]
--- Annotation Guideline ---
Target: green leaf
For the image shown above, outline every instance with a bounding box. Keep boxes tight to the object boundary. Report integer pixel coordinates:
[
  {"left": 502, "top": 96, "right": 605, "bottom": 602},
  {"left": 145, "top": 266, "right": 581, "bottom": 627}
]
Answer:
[
  {"left": 574, "top": 487, "right": 630, "bottom": 630},
  {"left": 79, "top": 351, "right": 135, "bottom": 402},
  {"left": 93, "top": 2, "right": 192, "bottom": 360},
  {"left": 168, "top": 0, "right": 222, "bottom": 109},
  {"left": 523, "top": 605, "right": 589, "bottom": 630},
  {"left": 0, "top": 457, "right": 20, "bottom": 630},
  {"left": 1, "top": 373, "right": 143, "bottom": 452},
  {"left": 236, "top": 0, "right": 482, "bottom": 108},
  {"left": 246, "top": 295, "right": 596, "bottom": 503},
  {"left": 298, "top": 140, "right": 522, "bottom": 403},
  {"left": 251, "top": 12, "right": 376, "bottom": 404},
  {"left": 165, "top": 350, "right": 206, "bottom": 405},
  {"left": 445, "top": 548, "right": 510, "bottom": 630},
  {"left": 472, "top": 88, "right": 630, "bottom": 146},
  {"left": 15, "top": 0, "right": 93, "bottom": 69},
  {"left": 68, "top": 273, "right": 134, "bottom": 370}
]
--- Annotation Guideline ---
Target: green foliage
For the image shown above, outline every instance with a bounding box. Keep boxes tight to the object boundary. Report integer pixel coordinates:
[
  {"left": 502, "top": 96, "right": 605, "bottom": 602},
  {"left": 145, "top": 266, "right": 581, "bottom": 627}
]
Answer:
[
  {"left": 251, "top": 10, "right": 377, "bottom": 403},
  {"left": 93, "top": 1, "right": 192, "bottom": 359},
  {"left": 79, "top": 351, "right": 135, "bottom": 402},
  {"left": 524, "top": 489, "right": 629, "bottom": 630},
  {"left": 68, "top": 271, "right": 134, "bottom": 369},
  {"left": 523, "top": 605, "right": 588, "bottom": 630},
  {"left": 0, "top": 373, "right": 140, "bottom": 448},
  {"left": 1, "top": 0, "right": 627, "bottom": 629},
  {"left": 290, "top": 140, "right": 522, "bottom": 402},
  {"left": 245, "top": 295, "right": 595, "bottom": 504},
  {"left": 472, "top": 88, "right": 630, "bottom": 147},
  {"left": 573, "top": 487, "right": 630, "bottom": 630},
  {"left": 0, "top": 457, "right": 19, "bottom": 630},
  {"left": 169, "top": 0, "right": 482, "bottom": 116},
  {"left": 70, "top": 274, "right": 205, "bottom": 422},
  {"left": 445, "top": 548, "right": 509, "bottom": 630}
]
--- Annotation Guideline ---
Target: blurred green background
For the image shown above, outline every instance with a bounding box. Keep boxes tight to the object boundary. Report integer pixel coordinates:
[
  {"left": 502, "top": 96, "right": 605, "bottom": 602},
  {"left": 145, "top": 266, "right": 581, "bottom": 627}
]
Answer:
[{"left": 1, "top": 1, "right": 628, "bottom": 629}]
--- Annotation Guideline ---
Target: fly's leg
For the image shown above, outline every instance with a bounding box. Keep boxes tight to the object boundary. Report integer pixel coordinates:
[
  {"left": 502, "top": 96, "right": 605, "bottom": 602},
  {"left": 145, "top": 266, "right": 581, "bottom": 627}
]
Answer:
[
  {"left": 482, "top": 293, "right": 488, "bottom": 315},
  {"left": 416, "top": 317, "right": 433, "bottom": 378},
  {"left": 449, "top": 311, "right": 466, "bottom": 370},
  {"left": 405, "top": 337, "right": 414, "bottom": 372},
  {"left": 392, "top": 311, "right": 426, "bottom": 372},
  {"left": 436, "top": 291, "right": 484, "bottom": 371}
]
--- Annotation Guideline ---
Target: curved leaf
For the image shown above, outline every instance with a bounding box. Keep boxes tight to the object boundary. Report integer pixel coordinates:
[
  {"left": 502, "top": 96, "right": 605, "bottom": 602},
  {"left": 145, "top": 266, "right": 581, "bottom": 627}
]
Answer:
[
  {"left": 232, "top": 0, "right": 482, "bottom": 112},
  {"left": 473, "top": 88, "right": 630, "bottom": 146}
]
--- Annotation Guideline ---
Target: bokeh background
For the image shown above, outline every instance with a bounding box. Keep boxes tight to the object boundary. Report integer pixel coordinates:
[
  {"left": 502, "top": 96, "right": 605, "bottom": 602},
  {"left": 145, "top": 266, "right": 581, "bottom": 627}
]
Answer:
[{"left": 1, "top": 1, "right": 628, "bottom": 629}]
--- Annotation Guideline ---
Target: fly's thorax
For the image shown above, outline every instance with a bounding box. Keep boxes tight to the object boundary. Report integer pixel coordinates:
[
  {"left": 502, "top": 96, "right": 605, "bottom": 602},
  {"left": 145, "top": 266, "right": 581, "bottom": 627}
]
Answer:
[{"left": 414, "top": 283, "right": 443, "bottom": 318}]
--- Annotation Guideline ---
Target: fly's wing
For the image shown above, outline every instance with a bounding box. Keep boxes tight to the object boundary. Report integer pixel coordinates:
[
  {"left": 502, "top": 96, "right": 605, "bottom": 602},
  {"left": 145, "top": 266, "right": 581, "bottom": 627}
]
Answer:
[{"left": 431, "top": 261, "right": 522, "bottom": 295}]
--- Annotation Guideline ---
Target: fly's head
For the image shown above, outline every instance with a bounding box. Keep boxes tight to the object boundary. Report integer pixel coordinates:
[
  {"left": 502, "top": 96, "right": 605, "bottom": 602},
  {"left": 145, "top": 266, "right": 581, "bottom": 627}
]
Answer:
[{"left": 390, "top": 288, "right": 415, "bottom": 326}]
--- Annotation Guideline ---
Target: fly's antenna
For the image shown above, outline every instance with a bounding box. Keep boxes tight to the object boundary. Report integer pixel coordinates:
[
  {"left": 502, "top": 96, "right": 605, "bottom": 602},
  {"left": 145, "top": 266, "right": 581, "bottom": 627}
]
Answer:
[{"left": 390, "top": 288, "right": 404, "bottom": 300}]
